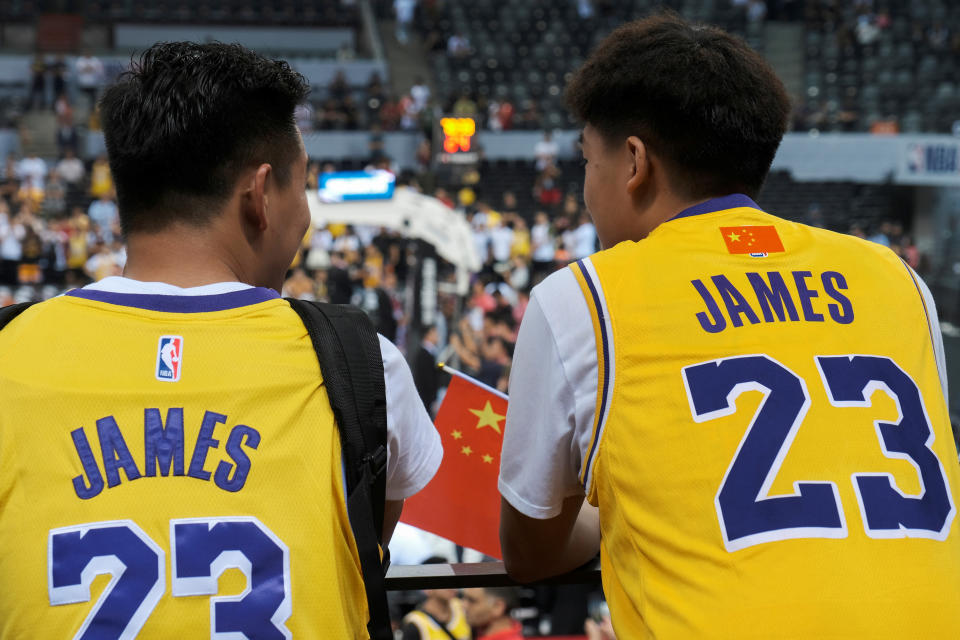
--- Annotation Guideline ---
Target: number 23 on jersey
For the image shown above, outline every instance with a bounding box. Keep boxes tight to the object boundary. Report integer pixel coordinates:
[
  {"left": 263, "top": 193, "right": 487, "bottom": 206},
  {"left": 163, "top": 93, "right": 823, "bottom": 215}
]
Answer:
[
  {"left": 682, "top": 354, "right": 956, "bottom": 552},
  {"left": 48, "top": 516, "right": 291, "bottom": 640}
]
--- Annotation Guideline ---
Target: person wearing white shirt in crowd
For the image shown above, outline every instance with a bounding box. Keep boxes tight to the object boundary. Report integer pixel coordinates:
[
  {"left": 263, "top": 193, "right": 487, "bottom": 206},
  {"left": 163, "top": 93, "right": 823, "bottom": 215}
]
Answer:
[
  {"left": 394, "top": 0, "right": 417, "bottom": 44},
  {"left": 0, "top": 203, "right": 25, "bottom": 285},
  {"left": 332, "top": 229, "right": 361, "bottom": 254},
  {"left": 470, "top": 212, "right": 491, "bottom": 265},
  {"left": 74, "top": 51, "right": 105, "bottom": 109},
  {"left": 87, "top": 194, "right": 120, "bottom": 243},
  {"left": 56, "top": 148, "right": 86, "bottom": 187},
  {"left": 447, "top": 33, "right": 471, "bottom": 57},
  {"left": 16, "top": 154, "right": 47, "bottom": 195},
  {"left": 410, "top": 76, "right": 431, "bottom": 111},
  {"left": 489, "top": 221, "right": 515, "bottom": 266},
  {"left": 530, "top": 211, "right": 556, "bottom": 280},
  {"left": 534, "top": 130, "right": 560, "bottom": 171},
  {"left": 571, "top": 213, "right": 598, "bottom": 259}
]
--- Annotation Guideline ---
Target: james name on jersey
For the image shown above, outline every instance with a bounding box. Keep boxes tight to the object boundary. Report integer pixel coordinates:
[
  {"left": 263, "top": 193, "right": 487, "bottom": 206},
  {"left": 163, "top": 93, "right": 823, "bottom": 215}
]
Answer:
[
  {"left": 70, "top": 408, "right": 259, "bottom": 499},
  {"left": 692, "top": 269, "right": 854, "bottom": 334}
]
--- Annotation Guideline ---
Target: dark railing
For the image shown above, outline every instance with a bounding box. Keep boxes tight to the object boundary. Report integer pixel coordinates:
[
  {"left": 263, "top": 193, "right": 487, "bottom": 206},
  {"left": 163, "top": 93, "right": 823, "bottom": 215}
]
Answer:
[{"left": 385, "top": 561, "right": 602, "bottom": 591}]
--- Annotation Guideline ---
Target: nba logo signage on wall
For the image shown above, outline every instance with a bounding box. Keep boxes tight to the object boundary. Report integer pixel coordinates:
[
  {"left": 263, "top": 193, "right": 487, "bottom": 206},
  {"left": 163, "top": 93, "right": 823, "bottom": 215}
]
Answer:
[{"left": 156, "top": 336, "right": 183, "bottom": 382}]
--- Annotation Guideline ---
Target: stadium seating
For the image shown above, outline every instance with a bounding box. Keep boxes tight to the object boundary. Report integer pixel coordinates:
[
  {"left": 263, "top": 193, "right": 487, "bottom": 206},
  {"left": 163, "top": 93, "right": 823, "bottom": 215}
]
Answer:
[{"left": 0, "top": 0, "right": 360, "bottom": 26}]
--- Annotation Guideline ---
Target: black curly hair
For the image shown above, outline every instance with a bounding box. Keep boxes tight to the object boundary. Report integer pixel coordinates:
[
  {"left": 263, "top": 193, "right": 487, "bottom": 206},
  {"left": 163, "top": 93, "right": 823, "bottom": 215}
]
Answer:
[
  {"left": 100, "top": 41, "right": 310, "bottom": 234},
  {"left": 566, "top": 13, "right": 791, "bottom": 199}
]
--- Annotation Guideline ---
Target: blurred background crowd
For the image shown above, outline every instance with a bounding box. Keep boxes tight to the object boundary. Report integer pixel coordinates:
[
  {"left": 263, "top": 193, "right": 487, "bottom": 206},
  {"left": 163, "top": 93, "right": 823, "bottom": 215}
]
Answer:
[{"left": 1, "top": 0, "right": 960, "bottom": 637}]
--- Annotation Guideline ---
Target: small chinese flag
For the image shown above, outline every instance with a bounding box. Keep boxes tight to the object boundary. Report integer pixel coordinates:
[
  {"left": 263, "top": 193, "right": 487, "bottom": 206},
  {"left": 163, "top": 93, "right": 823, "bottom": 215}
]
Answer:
[
  {"left": 719, "top": 225, "right": 785, "bottom": 254},
  {"left": 400, "top": 370, "right": 507, "bottom": 559}
]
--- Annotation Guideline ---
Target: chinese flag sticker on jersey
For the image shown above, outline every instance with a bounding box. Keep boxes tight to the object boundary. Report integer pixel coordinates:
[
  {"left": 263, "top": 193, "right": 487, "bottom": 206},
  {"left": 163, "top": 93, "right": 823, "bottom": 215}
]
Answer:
[
  {"left": 401, "top": 371, "right": 507, "bottom": 559},
  {"left": 719, "top": 225, "right": 785, "bottom": 254}
]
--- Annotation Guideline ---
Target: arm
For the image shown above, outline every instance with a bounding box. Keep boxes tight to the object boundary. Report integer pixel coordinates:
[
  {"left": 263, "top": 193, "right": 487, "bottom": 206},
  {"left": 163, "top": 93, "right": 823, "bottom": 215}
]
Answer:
[
  {"left": 379, "top": 334, "right": 444, "bottom": 508},
  {"left": 500, "top": 495, "right": 599, "bottom": 583},
  {"left": 383, "top": 498, "right": 404, "bottom": 545},
  {"left": 496, "top": 273, "right": 602, "bottom": 580}
]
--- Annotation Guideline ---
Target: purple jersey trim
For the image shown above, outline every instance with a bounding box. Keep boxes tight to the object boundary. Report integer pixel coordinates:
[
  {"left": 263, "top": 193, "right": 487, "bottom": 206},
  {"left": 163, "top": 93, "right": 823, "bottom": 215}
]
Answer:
[
  {"left": 669, "top": 193, "right": 761, "bottom": 221},
  {"left": 65, "top": 287, "right": 279, "bottom": 312}
]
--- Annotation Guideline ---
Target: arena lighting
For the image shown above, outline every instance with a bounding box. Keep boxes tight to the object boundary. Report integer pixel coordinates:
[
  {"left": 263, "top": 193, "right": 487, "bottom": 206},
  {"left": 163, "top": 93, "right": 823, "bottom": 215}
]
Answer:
[{"left": 318, "top": 169, "right": 396, "bottom": 203}]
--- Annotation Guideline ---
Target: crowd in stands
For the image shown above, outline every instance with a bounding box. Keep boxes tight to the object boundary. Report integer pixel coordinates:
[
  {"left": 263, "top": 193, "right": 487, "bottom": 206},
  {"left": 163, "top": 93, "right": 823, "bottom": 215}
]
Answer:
[{"left": 800, "top": 0, "right": 960, "bottom": 133}]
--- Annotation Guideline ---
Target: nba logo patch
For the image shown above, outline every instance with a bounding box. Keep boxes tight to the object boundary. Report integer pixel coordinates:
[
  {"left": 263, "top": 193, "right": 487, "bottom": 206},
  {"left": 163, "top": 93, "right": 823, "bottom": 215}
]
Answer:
[{"left": 156, "top": 336, "right": 183, "bottom": 382}]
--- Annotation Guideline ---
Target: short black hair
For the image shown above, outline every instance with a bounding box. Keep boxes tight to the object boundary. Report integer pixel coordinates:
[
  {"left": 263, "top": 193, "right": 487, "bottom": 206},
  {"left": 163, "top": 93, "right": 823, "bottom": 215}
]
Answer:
[
  {"left": 100, "top": 42, "right": 309, "bottom": 234},
  {"left": 566, "top": 13, "right": 790, "bottom": 199},
  {"left": 483, "top": 586, "right": 522, "bottom": 613}
]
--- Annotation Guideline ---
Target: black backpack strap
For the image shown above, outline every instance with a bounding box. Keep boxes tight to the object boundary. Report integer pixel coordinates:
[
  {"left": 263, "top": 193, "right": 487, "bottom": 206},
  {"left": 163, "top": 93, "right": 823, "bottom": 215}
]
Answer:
[
  {"left": 286, "top": 298, "right": 391, "bottom": 640},
  {"left": 0, "top": 302, "right": 36, "bottom": 331}
]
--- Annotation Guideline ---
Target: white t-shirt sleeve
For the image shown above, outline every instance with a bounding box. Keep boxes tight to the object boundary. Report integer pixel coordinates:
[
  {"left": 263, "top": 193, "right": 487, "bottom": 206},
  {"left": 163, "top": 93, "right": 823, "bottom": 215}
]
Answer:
[
  {"left": 498, "top": 268, "right": 599, "bottom": 519},
  {"left": 380, "top": 335, "right": 444, "bottom": 500}
]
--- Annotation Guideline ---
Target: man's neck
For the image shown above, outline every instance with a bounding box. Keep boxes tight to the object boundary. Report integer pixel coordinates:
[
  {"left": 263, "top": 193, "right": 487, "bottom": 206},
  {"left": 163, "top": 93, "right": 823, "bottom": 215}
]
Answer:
[{"left": 123, "top": 225, "right": 255, "bottom": 289}]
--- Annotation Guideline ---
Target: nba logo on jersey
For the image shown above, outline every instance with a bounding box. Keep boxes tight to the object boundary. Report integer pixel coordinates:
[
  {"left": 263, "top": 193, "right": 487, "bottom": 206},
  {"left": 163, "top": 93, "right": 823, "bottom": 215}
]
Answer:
[{"left": 156, "top": 336, "right": 183, "bottom": 382}]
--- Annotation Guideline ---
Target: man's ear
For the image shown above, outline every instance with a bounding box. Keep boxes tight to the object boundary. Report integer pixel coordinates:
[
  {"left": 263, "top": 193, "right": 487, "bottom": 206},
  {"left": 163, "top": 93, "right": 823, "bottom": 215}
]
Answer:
[
  {"left": 242, "top": 163, "right": 272, "bottom": 232},
  {"left": 625, "top": 136, "right": 649, "bottom": 195},
  {"left": 493, "top": 597, "right": 507, "bottom": 619}
]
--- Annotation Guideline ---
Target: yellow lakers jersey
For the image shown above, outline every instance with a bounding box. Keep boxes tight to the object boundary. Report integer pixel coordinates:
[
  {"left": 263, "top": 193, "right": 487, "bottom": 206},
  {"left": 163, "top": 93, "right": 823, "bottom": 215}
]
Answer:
[
  {"left": 571, "top": 194, "right": 960, "bottom": 639},
  {"left": 402, "top": 598, "right": 471, "bottom": 639},
  {"left": 0, "top": 287, "right": 369, "bottom": 638}
]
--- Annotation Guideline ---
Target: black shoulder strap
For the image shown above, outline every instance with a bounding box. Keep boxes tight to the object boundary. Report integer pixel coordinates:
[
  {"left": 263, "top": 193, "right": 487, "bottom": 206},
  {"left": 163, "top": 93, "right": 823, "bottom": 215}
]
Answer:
[
  {"left": 286, "top": 298, "right": 391, "bottom": 640},
  {"left": 0, "top": 302, "right": 36, "bottom": 331}
]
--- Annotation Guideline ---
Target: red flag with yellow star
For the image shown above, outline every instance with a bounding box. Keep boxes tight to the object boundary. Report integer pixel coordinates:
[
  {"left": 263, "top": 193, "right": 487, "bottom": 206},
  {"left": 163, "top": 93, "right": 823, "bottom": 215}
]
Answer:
[
  {"left": 400, "top": 369, "right": 508, "bottom": 558},
  {"left": 719, "top": 225, "right": 785, "bottom": 254}
]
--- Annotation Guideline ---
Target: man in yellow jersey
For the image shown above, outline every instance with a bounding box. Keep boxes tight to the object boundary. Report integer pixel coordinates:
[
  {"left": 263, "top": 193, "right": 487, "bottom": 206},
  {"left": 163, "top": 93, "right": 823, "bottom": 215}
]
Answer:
[
  {"left": 498, "top": 13, "right": 960, "bottom": 639},
  {"left": 0, "top": 43, "right": 442, "bottom": 638},
  {"left": 400, "top": 557, "right": 471, "bottom": 640}
]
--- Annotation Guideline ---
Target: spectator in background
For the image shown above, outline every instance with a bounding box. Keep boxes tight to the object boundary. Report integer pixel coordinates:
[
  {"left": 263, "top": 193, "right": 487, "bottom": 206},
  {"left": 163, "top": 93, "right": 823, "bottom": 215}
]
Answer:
[
  {"left": 497, "top": 100, "right": 515, "bottom": 131},
  {"left": 75, "top": 50, "right": 104, "bottom": 110},
  {"left": 294, "top": 102, "right": 315, "bottom": 132},
  {"left": 410, "top": 76, "right": 431, "bottom": 112},
  {"left": 747, "top": 0, "right": 767, "bottom": 23},
  {"left": 401, "top": 563, "right": 471, "bottom": 640},
  {"left": 530, "top": 211, "right": 556, "bottom": 281},
  {"left": 328, "top": 70, "right": 349, "bottom": 102},
  {"left": 928, "top": 21, "right": 949, "bottom": 50},
  {"left": 453, "top": 91, "right": 477, "bottom": 116},
  {"left": 87, "top": 192, "right": 119, "bottom": 243},
  {"left": 448, "top": 32, "right": 471, "bottom": 58},
  {"left": 570, "top": 212, "right": 598, "bottom": 259},
  {"left": 50, "top": 55, "right": 67, "bottom": 101},
  {"left": 56, "top": 148, "right": 85, "bottom": 207},
  {"left": 462, "top": 587, "right": 525, "bottom": 640},
  {"left": 380, "top": 94, "right": 403, "bottom": 130},
  {"left": 16, "top": 153, "right": 46, "bottom": 206},
  {"left": 0, "top": 201, "right": 24, "bottom": 285},
  {"left": 56, "top": 114, "right": 78, "bottom": 155},
  {"left": 868, "top": 221, "right": 891, "bottom": 247},
  {"left": 395, "top": 0, "right": 417, "bottom": 45},
  {"left": 27, "top": 54, "right": 46, "bottom": 111},
  {"left": 42, "top": 170, "right": 67, "bottom": 219},
  {"left": 534, "top": 130, "right": 559, "bottom": 171},
  {"left": 489, "top": 218, "right": 515, "bottom": 268},
  {"left": 577, "top": 0, "right": 595, "bottom": 20},
  {"left": 533, "top": 163, "right": 562, "bottom": 209},
  {"left": 88, "top": 154, "right": 113, "bottom": 199},
  {"left": 411, "top": 324, "right": 441, "bottom": 415},
  {"left": 341, "top": 94, "right": 361, "bottom": 129}
]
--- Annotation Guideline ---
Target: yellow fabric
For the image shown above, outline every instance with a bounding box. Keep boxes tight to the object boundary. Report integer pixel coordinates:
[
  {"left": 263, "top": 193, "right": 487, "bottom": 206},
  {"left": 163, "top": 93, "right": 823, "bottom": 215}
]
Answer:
[
  {"left": 403, "top": 598, "right": 471, "bottom": 639},
  {"left": 0, "top": 295, "right": 368, "bottom": 638},
  {"left": 576, "top": 204, "right": 960, "bottom": 639}
]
